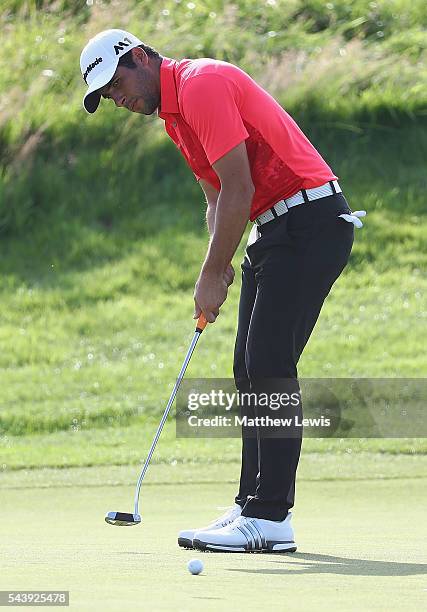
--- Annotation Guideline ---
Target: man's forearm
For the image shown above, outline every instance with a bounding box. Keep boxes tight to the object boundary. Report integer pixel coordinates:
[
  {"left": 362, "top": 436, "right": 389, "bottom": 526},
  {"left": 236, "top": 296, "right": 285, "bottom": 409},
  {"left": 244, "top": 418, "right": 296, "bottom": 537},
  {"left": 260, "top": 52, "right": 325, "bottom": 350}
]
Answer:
[
  {"left": 206, "top": 201, "right": 216, "bottom": 237},
  {"left": 202, "top": 185, "right": 252, "bottom": 275}
]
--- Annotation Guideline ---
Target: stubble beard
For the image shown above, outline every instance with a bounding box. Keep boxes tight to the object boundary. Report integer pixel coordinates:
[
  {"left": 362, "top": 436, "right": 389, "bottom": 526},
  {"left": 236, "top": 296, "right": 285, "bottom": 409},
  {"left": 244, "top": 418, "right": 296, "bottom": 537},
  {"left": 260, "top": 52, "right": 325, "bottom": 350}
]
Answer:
[{"left": 137, "top": 72, "right": 160, "bottom": 115}]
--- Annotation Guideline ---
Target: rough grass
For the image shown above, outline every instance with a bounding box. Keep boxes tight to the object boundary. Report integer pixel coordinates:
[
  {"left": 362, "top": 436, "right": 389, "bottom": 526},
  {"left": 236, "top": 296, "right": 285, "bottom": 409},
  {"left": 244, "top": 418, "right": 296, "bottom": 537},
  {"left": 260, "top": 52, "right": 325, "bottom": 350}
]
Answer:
[{"left": 1, "top": 0, "right": 427, "bottom": 231}]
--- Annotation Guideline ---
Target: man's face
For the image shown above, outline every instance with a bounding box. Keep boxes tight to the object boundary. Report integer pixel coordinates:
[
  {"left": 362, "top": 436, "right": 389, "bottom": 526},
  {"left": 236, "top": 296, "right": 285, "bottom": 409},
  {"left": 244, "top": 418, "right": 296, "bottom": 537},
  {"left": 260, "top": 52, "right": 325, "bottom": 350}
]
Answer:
[{"left": 99, "top": 50, "right": 160, "bottom": 115}]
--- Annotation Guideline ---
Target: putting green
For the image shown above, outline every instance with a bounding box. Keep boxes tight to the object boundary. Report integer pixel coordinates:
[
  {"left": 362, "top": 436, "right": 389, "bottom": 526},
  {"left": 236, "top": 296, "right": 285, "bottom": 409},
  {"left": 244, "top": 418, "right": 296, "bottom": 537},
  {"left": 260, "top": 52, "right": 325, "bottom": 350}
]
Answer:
[{"left": 1, "top": 458, "right": 426, "bottom": 611}]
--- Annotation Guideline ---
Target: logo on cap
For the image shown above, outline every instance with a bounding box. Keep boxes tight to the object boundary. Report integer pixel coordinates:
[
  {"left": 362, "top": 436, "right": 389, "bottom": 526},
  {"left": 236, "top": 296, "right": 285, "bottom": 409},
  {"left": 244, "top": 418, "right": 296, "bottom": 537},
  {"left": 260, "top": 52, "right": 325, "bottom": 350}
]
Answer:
[
  {"left": 114, "top": 37, "right": 133, "bottom": 55},
  {"left": 83, "top": 57, "right": 103, "bottom": 83}
]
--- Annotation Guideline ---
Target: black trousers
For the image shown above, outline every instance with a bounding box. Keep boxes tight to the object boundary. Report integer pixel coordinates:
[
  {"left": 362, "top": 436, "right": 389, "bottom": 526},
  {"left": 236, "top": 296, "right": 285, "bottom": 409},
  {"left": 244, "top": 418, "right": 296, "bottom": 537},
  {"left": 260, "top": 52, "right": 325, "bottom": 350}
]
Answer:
[{"left": 233, "top": 192, "right": 354, "bottom": 520}]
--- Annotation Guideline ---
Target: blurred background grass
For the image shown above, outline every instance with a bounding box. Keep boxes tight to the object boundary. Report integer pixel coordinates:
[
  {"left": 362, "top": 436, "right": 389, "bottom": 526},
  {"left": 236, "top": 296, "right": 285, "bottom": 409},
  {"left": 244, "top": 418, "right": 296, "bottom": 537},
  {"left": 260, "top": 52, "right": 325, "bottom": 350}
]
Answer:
[{"left": 0, "top": 1, "right": 426, "bottom": 468}]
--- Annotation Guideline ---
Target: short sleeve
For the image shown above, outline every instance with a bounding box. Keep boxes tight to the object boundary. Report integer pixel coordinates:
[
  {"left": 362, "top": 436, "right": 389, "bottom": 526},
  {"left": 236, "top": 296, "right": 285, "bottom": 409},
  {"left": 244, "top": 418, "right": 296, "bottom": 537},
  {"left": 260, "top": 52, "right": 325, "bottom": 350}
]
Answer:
[{"left": 180, "top": 74, "right": 249, "bottom": 166}]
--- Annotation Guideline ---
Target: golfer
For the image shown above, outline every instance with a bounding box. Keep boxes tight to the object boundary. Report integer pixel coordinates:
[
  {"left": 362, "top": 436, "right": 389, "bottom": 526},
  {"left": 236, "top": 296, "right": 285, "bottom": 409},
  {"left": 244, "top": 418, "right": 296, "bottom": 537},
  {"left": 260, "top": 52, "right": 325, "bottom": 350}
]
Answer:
[{"left": 80, "top": 29, "right": 365, "bottom": 553}]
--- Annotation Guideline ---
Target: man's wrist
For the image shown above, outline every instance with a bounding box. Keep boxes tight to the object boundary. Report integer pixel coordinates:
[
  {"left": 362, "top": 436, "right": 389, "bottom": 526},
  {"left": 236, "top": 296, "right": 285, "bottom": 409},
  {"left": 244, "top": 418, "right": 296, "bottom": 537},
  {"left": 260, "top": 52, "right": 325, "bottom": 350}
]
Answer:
[{"left": 200, "top": 261, "right": 225, "bottom": 277}]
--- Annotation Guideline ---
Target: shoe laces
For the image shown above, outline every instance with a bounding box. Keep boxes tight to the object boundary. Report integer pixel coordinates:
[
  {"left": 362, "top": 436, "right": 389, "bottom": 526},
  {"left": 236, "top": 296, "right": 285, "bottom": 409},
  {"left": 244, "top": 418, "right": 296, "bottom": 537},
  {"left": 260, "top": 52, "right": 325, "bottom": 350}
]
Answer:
[{"left": 210, "top": 504, "right": 241, "bottom": 528}]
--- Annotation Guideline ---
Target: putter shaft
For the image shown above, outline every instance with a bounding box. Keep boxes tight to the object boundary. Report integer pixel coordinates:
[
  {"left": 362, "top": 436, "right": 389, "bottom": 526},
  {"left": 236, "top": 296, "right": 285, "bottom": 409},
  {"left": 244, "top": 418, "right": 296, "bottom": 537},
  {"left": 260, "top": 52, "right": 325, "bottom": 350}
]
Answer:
[{"left": 133, "top": 316, "right": 207, "bottom": 515}]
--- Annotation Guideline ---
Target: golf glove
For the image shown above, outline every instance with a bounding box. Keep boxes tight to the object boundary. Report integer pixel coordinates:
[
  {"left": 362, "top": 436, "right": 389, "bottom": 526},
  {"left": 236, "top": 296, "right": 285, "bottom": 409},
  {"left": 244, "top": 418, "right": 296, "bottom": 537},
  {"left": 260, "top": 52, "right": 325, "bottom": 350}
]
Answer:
[{"left": 338, "top": 210, "right": 367, "bottom": 229}]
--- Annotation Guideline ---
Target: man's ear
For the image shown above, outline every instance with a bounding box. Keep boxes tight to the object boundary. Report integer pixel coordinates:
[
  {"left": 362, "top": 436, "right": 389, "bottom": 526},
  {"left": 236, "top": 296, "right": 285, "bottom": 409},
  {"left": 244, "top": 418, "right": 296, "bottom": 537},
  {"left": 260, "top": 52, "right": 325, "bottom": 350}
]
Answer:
[{"left": 131, "top": 46, "right": 148, "bottom": 66}]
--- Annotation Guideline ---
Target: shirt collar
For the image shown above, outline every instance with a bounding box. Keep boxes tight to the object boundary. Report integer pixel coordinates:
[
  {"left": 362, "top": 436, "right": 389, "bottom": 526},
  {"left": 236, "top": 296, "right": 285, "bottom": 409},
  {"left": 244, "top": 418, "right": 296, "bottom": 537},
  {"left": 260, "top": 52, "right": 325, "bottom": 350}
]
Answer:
[{"left": 158, "top": 57, "right": 180, "bottom": 119}]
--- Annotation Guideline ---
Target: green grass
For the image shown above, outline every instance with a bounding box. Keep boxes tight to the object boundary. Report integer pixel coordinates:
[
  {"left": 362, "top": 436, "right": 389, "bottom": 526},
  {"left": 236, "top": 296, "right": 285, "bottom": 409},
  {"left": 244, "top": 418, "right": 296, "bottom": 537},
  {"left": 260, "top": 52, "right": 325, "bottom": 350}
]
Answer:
[
  {"left": 0, "top": 252, "right": 425, "bottom": 438},
  {"left": 1, "top": 1, "right": 427, "bottom": 232},
  {"left": 2, "top": 450, "right": 427, "bottom": 486},
  {"left": 1, "top": 421, "right": 427, "bottom": 472},
  {"left": 1, "top": 461, "right": 426, "bottom": 610},
  {"left": 0, "top": 1, "right": 425, "bottom": 468},
  {"left": 0, "top": 127, "right": 425, "bottom": 448},
  {"left": 0, "top": 6, "right": 425, "bottom": 609}
]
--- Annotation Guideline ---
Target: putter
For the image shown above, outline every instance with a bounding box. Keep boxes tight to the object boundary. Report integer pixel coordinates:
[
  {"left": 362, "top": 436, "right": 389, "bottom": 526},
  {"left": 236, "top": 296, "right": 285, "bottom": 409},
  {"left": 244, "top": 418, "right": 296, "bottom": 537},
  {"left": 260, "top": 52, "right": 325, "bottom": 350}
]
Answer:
[{"left": 105, "top": 313, "right": 208, "bottom": 526}]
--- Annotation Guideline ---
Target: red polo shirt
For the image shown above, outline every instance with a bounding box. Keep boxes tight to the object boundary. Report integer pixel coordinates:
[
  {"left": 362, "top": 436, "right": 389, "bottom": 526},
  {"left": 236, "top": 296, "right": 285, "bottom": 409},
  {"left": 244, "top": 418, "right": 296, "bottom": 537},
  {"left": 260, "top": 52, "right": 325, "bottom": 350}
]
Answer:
[{"left": 158, "top": 57, "right": 337, "bottom": 221}]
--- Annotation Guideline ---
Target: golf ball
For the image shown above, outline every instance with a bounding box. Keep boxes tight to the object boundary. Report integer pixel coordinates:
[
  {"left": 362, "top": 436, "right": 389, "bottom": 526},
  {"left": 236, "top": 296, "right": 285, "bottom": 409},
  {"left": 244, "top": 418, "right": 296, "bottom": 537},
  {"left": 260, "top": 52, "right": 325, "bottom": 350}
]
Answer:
[{"left": 187, "top": 558, "right": 203, "bottom": 575}]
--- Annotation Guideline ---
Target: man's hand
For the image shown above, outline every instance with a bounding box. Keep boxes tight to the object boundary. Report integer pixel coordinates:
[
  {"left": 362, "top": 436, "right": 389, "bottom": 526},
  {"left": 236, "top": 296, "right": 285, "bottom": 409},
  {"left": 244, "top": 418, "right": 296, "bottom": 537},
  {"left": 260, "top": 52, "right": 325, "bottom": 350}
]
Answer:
[{"left": 194, "top": 270, "right": 228, "bottom": 323}]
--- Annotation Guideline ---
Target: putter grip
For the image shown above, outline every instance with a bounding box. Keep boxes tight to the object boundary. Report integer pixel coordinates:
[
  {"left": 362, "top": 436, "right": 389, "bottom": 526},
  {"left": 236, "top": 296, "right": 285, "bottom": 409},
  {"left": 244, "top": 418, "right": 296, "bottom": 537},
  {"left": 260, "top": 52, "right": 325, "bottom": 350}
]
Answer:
[{"left": 196, "top": 314, "right": 208, "bottom": 332}]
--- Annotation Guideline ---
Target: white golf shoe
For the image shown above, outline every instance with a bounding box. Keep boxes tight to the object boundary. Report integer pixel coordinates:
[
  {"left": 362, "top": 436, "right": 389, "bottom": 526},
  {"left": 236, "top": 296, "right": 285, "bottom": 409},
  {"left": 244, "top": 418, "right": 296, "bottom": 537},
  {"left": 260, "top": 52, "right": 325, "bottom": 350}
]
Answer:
[
  {"left": 193, "top": 513, "right": 297, "bottom": 553},
  {"left": 178, "top": 503, "right": 242, "bottom": 549}
]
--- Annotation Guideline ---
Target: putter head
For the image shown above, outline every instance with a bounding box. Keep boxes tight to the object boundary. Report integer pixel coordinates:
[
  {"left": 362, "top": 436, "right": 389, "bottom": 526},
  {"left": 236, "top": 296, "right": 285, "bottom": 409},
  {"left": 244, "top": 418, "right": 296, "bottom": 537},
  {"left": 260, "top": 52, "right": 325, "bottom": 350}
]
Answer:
[{"left": 105, "top": 511, "right": 142, "bottom": 526}]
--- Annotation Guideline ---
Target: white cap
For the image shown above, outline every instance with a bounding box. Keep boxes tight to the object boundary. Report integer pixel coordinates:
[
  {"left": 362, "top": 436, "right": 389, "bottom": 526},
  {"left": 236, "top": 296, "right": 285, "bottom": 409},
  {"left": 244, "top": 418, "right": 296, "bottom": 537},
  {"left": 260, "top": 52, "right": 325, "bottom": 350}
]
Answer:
[{"left": 80, "top": 29, "right": 143, "bottom": 113}]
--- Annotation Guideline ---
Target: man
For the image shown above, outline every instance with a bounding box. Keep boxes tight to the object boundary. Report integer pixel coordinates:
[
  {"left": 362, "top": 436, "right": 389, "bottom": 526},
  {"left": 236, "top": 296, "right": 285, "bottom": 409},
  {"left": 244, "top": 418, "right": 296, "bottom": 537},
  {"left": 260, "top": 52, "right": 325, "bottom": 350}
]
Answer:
[{"left": 80, "top": 29, "right": 365, "bottom": 553}]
